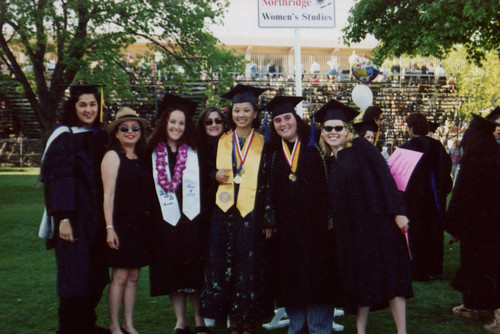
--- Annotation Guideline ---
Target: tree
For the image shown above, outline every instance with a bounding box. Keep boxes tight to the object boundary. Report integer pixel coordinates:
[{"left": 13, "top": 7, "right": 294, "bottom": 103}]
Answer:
[
  {"left": 0, "top": 0, "right": 244, "bottom": 140},
  {"left": 342, "top": 0, "right": 499, "bottom": 66}
]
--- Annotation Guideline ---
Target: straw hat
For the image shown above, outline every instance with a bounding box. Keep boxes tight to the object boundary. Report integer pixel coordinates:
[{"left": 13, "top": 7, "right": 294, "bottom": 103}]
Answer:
[{"left": 107, "top": 107, "right": 149, "bottom": 134}]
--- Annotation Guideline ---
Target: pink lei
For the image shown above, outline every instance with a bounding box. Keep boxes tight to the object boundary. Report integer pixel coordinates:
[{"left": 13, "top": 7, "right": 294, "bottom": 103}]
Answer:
[{"left": 155, "top": 142, "right": 188, "bottom": 193}]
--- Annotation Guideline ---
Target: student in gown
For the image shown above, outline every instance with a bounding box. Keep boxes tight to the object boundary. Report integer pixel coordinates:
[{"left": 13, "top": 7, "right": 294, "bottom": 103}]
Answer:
[
  {"left": 265, "top": 96, "right": 339, "bottom": 334},
  {"left": 316, "top": 100, "right": 412, "bottom": 334},
  {"left": 41, "top": 84, "right": 109, "bottom": 334},
  {"left": 401, "top": 113, "right": 452, "bottom": 281},
  {"left": 102, "top": 107, "right": 151, "bottom": 334},
  {"left": 445, "top": 113, "right": 500, "bottom": 333},
  {"left": 353, "top": 120, "right": 378, "bottom": 145},
  {"left": 361, "top": 105, "right": 383, "bottom": 145},
  {"left": 148, "top": 94, "right": 208, "bottom": 334},
  {"left": 201, "top": 85, "right": 274, "bottom": 334}
]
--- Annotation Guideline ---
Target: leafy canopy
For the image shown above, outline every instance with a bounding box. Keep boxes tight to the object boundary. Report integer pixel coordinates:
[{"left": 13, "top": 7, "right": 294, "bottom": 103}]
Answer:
[{"left": 342, "top": 0, "right": 499, "bottom": 66}]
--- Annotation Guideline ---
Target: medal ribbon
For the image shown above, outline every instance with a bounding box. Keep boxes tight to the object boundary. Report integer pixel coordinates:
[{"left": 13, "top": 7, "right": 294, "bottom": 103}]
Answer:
[
  {"left": 282, "top": 138, "right": 301, "bottom": 173},
  {"left": 233, "top": 129, "right": 255, "bottom": 175}
]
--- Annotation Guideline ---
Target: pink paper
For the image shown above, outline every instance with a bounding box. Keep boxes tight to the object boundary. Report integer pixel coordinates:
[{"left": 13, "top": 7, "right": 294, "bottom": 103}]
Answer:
[{"left": 387, "top": 147, "right": 423, "bottom": 191}]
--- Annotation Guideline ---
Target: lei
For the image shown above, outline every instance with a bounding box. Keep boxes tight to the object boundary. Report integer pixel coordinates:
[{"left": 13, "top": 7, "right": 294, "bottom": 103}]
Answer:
[{"left": 155, "top": 142, "right": 188, "bottom": 193}]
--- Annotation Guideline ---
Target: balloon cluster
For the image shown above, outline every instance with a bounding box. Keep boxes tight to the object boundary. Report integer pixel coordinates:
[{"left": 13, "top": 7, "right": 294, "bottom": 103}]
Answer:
[{"left": 352, "top": 57, "right": 380, "bottom": 83}]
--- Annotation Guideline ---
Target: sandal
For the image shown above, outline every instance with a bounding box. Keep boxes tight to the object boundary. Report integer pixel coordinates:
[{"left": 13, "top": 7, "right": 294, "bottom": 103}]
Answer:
[
  {"left": 452, "top": 304, "right": 479, "bottom": 320},
  {"left": 484, "top": 320, "right": 500, "bottom": 333}
]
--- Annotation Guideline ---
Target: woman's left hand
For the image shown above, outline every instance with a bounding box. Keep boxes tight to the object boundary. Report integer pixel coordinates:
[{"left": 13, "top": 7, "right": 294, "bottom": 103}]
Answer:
[
  {"left": 263, "top": 228, "right": 273, "bottom": 240},
  {"left": 106, "top": 228, "right": 120, "bottom": 250},
  {"left": 395, "top": 215, "right": 410, "bottom": 233}
]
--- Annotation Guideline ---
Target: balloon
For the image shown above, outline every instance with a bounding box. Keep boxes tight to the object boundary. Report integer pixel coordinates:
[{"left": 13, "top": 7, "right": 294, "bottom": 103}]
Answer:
[
  {"left": 352, "top": 57, "right": 380, "bottom": 83},
  {"left": 351, "top": 84, "right": 373, "bottom": 112}
]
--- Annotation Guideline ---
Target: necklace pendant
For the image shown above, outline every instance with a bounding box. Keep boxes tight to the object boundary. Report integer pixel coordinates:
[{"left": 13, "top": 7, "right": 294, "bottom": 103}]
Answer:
[
  {"left": 234, "top": 174, "right": 242, "bottom": 184},
  {"left": 289, "top": 173, "right": 297, "bottom": 182}
]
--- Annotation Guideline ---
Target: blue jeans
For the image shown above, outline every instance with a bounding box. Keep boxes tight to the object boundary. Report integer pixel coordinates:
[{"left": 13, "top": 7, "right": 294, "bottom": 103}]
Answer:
[{"left": 286, "top": 304, "right": 334, "bottom": 334}]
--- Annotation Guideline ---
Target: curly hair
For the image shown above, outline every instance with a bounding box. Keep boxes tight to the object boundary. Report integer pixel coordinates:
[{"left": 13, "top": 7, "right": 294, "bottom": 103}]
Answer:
[
  {"left": 269, "top": 113, "right": 310, "bottom": 149},
  {"left": 196, "top": 106, "right": 227, "bottom": 140},
  {"left": 60, "top": 90, "right": 101, "bottom": 127},
  {"left": 147, "top": 103, "right": 199, "bottom": 154},
  {"left": 107, "top": 120, "right": 147, "bottom": 160}
]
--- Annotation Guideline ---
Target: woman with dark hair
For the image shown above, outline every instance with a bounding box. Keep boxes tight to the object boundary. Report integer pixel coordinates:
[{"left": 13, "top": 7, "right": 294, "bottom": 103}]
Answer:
[
  {"left": 317, "top": 99, "right": 412, "bottom": 334},
  {"left": 40, "top": 84, "right": 109, "bottom": 334},
  {"left": 401, "top": 113, "right": 452, "bottom": 281},
  {"left": 446, "top": 113, "right": 500, "bottom": 333},
  {"left": 361, "top": 106, "right": 383, "bottom": 145},
  {"left": 201, "top": 84, "right": 274, "bottom": 334},
  {"left": 148, "top": 94, "right": 207, "bottom": 334},
  {"left": 197, "top": 106, "right": 226, "bottom": 142},
  {"left": 101, "top": 107, "right": 151, "bottom": 334},
  {"left": 266, "top": 96, "right": 339, "bottom": 334}
]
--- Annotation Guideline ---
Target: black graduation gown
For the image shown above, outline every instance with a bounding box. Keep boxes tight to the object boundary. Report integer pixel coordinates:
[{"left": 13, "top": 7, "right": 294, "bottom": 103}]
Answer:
[
  {"left": 267, "top": 141, "right": 339, "bottom": 308},
  {"left": 401, "top": 136, "right": 452, "bottom": 280},
  {"left": 149, "top": 146, "right": 205, "bottom": 296},
  {"left": 328, "top": 138, "right": 413, "bottom": 314},
  {"left": 41, "top": 128, "right": 109, "bottom": 297},
  {"left": 200, "top": 141, "right": 274, "bottom": 322},
  {"left": 445, "top": 146, "right": 500, "bottom": 309}
]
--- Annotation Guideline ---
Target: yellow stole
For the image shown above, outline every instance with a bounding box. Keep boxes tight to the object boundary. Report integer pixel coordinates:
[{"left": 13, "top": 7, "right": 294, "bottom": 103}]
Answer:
[{"left": 215, "top": 131, "right": 264, "bottom": 217}]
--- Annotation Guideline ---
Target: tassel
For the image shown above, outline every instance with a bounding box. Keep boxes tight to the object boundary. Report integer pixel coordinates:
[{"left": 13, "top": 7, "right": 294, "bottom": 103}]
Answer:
[
  {"left": 308, "top": 115, "right": 316, "bottom": 147},
  {"left": 264, "top": 110, "right": 270, "bottom": 143},
  {"left": 99, "top": 85, "right": 105, "bottom": 123}
]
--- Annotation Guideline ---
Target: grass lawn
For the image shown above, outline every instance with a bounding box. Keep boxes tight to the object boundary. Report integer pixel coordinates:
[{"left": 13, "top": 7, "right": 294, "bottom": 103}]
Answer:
[{"left": 0, "top": 169, "right": 489, "bottom": 333}]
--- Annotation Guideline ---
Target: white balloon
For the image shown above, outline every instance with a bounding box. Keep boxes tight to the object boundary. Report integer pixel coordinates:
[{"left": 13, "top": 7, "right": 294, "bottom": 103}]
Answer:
[{"left": 351, "top": 85, "right": 373, "bottom": 112}]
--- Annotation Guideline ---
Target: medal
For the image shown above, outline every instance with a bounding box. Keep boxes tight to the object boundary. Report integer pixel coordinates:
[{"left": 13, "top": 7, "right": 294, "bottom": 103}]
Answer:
[
  {"left": 233, "top": 130, "right": 254, "bottom": 186},
  {"left": 218, "top": 191, "right": 231, "bottom": 203},
  {"left": 234, "top": 174, "right": 242, "bottom": 184},
  {"left": 289, "top": 173, "right": 297, "bottom": 182}
]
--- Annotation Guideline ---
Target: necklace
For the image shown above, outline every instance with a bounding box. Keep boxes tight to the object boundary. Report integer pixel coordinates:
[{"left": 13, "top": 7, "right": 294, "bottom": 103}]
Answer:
[{"left": 155, "top": 142, "right": 188, "bottom": 193}]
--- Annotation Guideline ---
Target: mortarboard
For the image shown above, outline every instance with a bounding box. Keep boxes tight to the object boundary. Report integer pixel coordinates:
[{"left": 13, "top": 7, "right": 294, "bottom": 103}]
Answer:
[
  {"left": 267, "top": 95, "right": 304, "bottom": 119},
  {"left": 428, "top": 121, "right": 440, "bottom": 133},
  {"left": 470, "top": 114, "right": 498, "bottom": 134},
  {"left": 314, "top": 99, "right": 359, "bottom": 124},
  {"left": 158, "top": 93, "right": 198, "bottom": 117},
  {"left": 353, "top": 119, "right": 379, "bottom": 135},
  {"left": 221, "top": 84, "right": 267, "bottom": 105},
  {"left": 486, "top": 106, "right": 500, "bottom": 121}
]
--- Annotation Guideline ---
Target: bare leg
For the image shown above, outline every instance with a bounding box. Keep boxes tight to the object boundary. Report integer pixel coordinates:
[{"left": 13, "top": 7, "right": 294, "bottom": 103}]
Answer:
[
  {"left": 389, "top": 297, "right": 407, "bottom": 334},
  {"left": 229, "top": 320, "right": 240, "bottom": 334},
  {"left": 170, "top": 292, "right": 188, "bottom": 329},
  {"left": 122, "top": 268, "right": 141, "bottom": 334},
  {"left": 356, "top": 306, "right": 370, "bottom": 334},
  {"left": 187, "top": 292, "right": 205, "bottom": 328},
  {"left": 108, "top": 268, "right": 127, "bottom": 334}
]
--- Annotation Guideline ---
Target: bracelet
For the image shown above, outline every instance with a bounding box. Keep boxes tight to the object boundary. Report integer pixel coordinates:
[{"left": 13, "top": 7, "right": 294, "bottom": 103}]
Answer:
[
  {"left": 106, "top": 225, "right": 114, "bottom": 230},
  {"left": 60, "top": 219, "right": 70, "bottom": 224}
]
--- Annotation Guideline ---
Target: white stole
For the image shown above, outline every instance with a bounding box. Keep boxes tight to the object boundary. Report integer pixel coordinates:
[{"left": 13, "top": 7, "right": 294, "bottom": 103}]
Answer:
[
  {"left": 152, "top": 146, "right": 201, "bottom": 226},
  {"left": 39, "top": 126, "right": 92, "bottom": 239}
]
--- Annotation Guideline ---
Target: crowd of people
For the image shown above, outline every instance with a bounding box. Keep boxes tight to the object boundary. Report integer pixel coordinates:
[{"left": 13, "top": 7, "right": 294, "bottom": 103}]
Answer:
[{"left": 40, "top": 83, "right": 500, "bottom": 334}]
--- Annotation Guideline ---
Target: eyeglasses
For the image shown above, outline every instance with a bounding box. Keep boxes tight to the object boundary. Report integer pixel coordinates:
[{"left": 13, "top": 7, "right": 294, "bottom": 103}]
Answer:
[
  {"left": 205, "top": 118, "right": 223, "bottom": 126},
  {"left": 119, "top": 125, "right": 141, "bottom": 133},
  {"left": 322, "top": 125, "right": 345, "bottom": 133}
]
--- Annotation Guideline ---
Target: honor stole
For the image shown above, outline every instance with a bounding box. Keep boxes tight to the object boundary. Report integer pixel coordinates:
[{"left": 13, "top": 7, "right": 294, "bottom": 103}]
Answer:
[
  {"left": 215, "top": 130, "right": 264, "bottom": 217},
  {"left": 282, "top": 138, "right": 301, "bottom": 179}
]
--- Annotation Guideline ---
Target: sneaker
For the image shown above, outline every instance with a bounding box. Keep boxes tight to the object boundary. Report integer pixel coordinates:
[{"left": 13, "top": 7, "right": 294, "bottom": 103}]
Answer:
[{"left": 452, "top": 304, "right": 479, "bottom": 320}]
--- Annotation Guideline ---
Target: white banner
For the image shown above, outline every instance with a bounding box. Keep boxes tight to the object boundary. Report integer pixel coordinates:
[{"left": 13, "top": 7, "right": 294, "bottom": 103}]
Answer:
[{"left": 258, "top": 0, "right": 335, "bottom": 28}]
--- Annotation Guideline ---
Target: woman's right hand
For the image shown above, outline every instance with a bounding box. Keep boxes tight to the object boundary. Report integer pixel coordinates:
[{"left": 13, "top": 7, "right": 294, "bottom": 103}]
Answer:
[
  {"left": 106, "top": 228, "right": 119, "bottom": 250},
  {"left": 216, "top": 168, "right": 232, "bottom": 185},
  {"left": 59, "top": 220, "right": 74, "bottom": 243}
]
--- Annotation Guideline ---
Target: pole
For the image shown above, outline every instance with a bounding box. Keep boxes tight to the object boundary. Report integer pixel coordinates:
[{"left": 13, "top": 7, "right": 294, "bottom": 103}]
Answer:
[{"left": 294, "top": 29, "right": 303, "bottom": 116}]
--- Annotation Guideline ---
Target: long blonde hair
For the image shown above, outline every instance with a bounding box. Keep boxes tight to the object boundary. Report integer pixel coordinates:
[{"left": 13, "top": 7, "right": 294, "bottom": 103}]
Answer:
[{"left": 319, "top": 122, "right": 354, "bottom": 157}]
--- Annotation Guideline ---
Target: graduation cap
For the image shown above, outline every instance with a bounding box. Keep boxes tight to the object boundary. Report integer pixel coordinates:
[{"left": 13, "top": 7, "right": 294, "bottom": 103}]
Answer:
[
  {"left": 69, "top": 83, "right": 105, "bottom": 122},
  {"left": 428, "top": 121, "right": 440, "bottom": 133},
  {"left": 353, "top": 119, "right": 379, "bottom": 135},
  {"left": 221, "top": 84, "right": 267, "bottom": 105},
  {"left": 158, "top": 93, "right": 198, "bottom": 117},
  {"left": 469, "top": 114, "right": 498, "bottom": 134},
  {"left": 313, "top": 99, "right": 359, "bottom": 124},
  {"left": 486, "top": 106, "right": 500, "bottom": 121},
  {"left": 267, "top": 95, "right": 304, "bottom": 119}
]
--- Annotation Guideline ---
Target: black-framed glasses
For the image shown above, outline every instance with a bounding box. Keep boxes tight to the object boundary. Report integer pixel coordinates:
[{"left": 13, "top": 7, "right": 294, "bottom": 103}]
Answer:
[
  {"left": 119, "top": 125, "right": 141, "bottom": 133},
  {"left": 322, "top": 125, "right": 345, "bottom": 133},
  {"left": 205, "top": 118, "right": 223, "bottom": 126}
]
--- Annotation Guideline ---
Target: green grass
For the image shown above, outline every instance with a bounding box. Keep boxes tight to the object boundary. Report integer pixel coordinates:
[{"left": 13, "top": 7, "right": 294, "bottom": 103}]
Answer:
[{"left": 0, "top": 169, "right": 489, "bottom": 333}]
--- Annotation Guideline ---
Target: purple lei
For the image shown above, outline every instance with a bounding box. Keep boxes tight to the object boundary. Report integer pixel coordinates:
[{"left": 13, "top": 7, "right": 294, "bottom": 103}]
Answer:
[{"left": 155, "top": 142, "right": 188, "bottom": 193}]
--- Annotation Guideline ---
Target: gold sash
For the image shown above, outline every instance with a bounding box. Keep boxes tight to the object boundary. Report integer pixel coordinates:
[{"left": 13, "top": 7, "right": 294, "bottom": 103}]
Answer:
[{"left": 215, "top": 131, "right": 264, "bottom": 217}]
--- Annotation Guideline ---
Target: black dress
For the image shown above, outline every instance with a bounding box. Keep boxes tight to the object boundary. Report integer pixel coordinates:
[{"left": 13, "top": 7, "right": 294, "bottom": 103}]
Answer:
[
  {"left": 106, "top": 150, "right": 151, "bottom": 268},
  {"left": 149, "top": 146, "right": 205, "bottom": 296},
  {"left": 327, "top": 138, "right": 413, "bottom": 314},
  {"left": 401, "top": 136, "right": 452, "bottom": 280}
]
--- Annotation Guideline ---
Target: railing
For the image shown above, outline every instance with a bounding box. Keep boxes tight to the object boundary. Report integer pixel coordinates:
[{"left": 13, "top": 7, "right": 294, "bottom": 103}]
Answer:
[{"left": 0, "top": 138, "right": 42, "bottom": 167}]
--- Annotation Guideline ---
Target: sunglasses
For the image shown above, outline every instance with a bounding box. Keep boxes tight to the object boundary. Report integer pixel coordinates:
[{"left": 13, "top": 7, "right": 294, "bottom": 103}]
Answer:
[
  {"left": 119, "top": 125, "right": 141, "bottom": 133},
  {"left": 322, "top": 125, "right": 345, "bottom": 133},
  {"left": 205, "top": 118, "right": 223, "bottom": 126}
]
